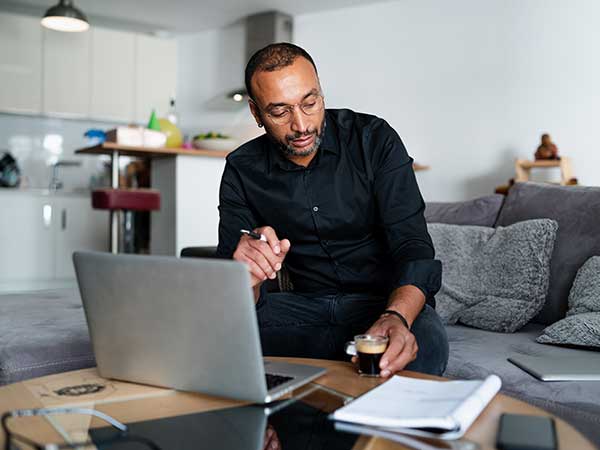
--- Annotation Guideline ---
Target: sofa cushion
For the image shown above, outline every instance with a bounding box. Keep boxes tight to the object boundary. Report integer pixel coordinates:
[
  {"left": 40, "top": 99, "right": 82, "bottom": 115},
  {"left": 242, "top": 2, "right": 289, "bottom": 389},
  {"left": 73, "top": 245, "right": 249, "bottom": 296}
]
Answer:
[
  {"left": 537, "top": 256, "right": 600, "bottom": 348},
  {"left": 537, "top": 313, "right": 600, "bottom": 349},
  {"left": 445, "top": 324, "right": 600, "bottom": 444},
  {"left": 495, "top": 182, "right": 600, "bottom": 324},
  {"left": 0, "top": 288, "right": 95, "bottom": 385},
  {"left": 425, "top": 194, "right": 505, "bottom": 226},
  {"left": 428, "top": 219, "right": 557, "bottom": 332}
]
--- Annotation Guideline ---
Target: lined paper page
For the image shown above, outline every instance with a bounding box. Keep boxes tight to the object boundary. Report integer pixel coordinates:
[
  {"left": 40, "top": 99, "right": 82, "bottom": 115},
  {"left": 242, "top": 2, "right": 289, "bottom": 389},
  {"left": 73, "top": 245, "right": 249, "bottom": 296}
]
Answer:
[{"left": 331, "top": 374, "right": 501, "bottom": 434}]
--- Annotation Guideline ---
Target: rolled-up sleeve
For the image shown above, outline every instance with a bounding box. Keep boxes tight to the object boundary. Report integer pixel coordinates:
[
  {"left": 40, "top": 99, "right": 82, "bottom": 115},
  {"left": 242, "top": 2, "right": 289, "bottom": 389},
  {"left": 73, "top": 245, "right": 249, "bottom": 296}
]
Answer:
[
  {"left": 370, "top": 121, "right": 441, "bottom": 307},
  {"left": 216, "top": 159, "right": 258, "bottom": 259}
]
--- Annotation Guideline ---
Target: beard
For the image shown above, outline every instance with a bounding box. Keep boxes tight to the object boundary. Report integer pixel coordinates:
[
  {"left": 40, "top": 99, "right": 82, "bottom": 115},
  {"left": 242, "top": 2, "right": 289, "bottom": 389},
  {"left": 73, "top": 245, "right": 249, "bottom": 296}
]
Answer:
[{"left": 268, "top": 116, "right": 326, "bottom": 158}]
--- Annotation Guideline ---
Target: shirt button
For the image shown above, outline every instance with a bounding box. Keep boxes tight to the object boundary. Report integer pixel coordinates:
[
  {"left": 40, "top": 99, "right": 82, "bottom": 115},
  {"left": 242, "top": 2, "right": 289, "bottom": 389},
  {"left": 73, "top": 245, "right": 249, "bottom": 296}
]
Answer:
[{"left": 313, "top": 206, "right": 319, "bottom": 212}]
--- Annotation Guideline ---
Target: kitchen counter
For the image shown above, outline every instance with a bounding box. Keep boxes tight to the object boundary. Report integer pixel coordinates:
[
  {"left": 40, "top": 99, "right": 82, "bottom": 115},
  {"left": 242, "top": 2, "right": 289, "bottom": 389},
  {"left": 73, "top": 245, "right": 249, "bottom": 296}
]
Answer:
[
  {"left": 0, "top": 188, "right": 92, "bottom": 197},
  {"left": 76, "top": 142, "right": 230, "bottom": 159},
  {"left": 75, "top": 142, "right": 228, "bottom": 255}
]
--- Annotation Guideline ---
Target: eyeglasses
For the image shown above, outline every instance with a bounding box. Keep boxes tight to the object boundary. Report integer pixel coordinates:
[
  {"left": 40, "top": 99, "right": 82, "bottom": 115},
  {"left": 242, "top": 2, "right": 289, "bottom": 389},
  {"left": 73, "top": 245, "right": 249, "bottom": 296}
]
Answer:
[
  {"left": 2, "top": 407, "right": 162, "bottom": 450},
  {"left": 256, "top": 93, "right": 324, "bottom": 126}
]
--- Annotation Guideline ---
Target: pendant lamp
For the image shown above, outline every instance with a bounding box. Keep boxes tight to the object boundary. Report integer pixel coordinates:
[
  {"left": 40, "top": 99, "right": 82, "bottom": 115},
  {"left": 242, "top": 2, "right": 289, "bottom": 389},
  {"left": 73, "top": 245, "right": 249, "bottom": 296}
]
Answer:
[{"left": 41, "top": 0, "right": 89, "bottom": 32}]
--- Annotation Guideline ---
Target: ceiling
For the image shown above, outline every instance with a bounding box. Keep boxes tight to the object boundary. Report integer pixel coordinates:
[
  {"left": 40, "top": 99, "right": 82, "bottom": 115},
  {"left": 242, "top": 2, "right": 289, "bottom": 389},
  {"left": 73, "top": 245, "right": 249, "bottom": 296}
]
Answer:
[{"left": 1, "top": 0, "right": 394, "bottom": 33}]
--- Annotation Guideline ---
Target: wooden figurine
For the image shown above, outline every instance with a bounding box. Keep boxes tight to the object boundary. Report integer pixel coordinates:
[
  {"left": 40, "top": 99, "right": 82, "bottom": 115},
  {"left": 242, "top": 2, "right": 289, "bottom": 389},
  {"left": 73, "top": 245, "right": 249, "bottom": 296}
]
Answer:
[{"left": 535, "top": 133, "right": 560, "bottom": 160}]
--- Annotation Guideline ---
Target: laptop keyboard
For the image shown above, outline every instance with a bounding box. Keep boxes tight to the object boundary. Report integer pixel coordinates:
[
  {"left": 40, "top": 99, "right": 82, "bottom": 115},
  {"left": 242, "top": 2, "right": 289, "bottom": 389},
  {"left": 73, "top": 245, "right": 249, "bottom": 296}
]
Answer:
[{"left": 265, "top": 373, "right": 294, "bottom": 390}]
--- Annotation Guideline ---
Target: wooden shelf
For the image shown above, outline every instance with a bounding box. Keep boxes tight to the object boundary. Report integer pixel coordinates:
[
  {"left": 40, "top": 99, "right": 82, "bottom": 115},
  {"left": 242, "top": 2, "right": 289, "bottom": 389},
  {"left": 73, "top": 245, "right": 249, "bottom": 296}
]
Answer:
[
  {"left": 518, "top": 159, "right": 562, "bottom": 169},
  {"left": 413, "top": 163, "right": 430, "bottom": 172},
  {"left": 515, "top": 157, "right": 575, "bottom": 185},
  {"left": 76, "top": 142, "right": 231, "bottom": 159}
]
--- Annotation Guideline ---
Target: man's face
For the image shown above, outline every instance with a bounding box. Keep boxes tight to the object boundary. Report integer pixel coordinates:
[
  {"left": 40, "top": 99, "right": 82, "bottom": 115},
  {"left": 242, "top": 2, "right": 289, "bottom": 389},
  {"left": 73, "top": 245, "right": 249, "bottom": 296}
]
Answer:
[{"left": 249, "top": 57, "right": 325, "bottom": 158}]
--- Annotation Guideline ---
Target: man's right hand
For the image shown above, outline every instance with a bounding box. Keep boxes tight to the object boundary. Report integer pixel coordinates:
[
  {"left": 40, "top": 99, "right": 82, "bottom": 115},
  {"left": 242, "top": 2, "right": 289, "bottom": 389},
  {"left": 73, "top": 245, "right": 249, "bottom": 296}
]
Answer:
[{"left": 233, "top": 226, "right": 291, "bottom": 288}]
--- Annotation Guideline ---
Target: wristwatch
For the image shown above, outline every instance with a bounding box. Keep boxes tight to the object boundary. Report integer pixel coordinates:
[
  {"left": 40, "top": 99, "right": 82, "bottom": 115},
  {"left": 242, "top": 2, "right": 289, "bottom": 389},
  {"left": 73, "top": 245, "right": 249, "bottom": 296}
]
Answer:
[{"left": 380, "top": 309, "right": 410, "bottom": 330}]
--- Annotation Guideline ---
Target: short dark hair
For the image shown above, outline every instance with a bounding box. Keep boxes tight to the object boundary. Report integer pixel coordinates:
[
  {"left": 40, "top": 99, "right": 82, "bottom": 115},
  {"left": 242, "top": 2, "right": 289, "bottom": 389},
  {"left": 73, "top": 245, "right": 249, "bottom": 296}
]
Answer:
[{"left": 244, "top": 43, "right": 318, "bottom": 100}]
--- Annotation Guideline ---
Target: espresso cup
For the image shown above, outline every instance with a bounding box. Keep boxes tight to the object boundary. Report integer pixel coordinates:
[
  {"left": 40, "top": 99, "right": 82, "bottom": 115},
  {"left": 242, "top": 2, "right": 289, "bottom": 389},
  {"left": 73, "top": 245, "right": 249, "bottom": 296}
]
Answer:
[{"left": 345, "top": 334, "right": 389, "bottom": 377}]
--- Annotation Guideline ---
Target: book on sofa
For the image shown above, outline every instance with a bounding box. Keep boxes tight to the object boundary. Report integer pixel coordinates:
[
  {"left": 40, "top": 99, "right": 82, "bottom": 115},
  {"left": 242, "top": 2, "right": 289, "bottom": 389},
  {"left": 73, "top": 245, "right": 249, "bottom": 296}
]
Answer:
[{"left": 330, "top": 374, "right": 501, "bottom": 440}]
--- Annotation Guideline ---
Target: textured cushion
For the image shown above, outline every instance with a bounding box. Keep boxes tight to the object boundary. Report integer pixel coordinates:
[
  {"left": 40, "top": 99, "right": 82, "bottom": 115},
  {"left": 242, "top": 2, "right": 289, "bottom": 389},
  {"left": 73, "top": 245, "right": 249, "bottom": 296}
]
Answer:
[
  {"left": 92, "top": 188, "right": 161, "bottom": 211},
  {"left": 537, "top": 256, "right": 600, "bottom": 348},
  {"left": 0, "top": 288, "right": 95, "bottom": 385},
  {"left": 429, "top": 219, "right": 558, "bottom": 332},
  {"left": 425, "top": 194, "right": 505, "bottom": 226},
  {"left": 445, "top": 324, "right": 600, "bottom": 444},
  {"left": 495, "top": 182, "right": 600, "bottom": 324}
]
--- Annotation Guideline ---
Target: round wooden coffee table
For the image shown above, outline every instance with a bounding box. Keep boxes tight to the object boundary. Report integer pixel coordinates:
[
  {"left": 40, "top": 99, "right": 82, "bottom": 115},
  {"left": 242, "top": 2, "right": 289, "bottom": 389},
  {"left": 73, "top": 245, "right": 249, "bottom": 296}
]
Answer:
[{"left": 0, "top": 357, "right": 594, "bottom": 449}]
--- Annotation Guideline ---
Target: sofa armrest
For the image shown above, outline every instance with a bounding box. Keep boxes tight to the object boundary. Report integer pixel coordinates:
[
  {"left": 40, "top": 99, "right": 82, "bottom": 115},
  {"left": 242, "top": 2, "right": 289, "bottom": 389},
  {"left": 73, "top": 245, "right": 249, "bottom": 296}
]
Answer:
[
  {"left": 180, "top": 246, "right": 223, "bottom": 259},
  {"left": 180, "top": 246, "right": 291, "bottom": 292}
]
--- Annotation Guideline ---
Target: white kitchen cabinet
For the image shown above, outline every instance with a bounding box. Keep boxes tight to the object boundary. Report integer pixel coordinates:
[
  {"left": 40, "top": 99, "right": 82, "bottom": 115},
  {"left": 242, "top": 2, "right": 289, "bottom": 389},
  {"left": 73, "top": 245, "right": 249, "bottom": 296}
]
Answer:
[
  {"left": 54, "top": 196, "right": 107, "bottom": 279},
  {"left": 0, "top": 13, "right": 178, "bottom": 122},
  {"left": 0, "top": 13, "right": 42, "bottom": 114},
  {"left": 43, "top": 27, "right": 90, "bottom": 117},
  {"left": 0, "top": 193, "right": 55, "bottom": 283},
  {"left": 0, "top": 191, "right": 107, "bottom": 291},
  {"left": 90, "top": 27, "right": 136, "bottom": 122},
  {"left": 135, "top": 34, "right": 177, "bottom": 123}
]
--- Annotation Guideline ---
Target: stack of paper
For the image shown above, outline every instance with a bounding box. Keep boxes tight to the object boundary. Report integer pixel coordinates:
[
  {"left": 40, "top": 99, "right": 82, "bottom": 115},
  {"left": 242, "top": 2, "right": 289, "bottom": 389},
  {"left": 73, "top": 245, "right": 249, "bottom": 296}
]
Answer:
[{"left": 330, "top": 374, "right": 501, "bottom": 442}]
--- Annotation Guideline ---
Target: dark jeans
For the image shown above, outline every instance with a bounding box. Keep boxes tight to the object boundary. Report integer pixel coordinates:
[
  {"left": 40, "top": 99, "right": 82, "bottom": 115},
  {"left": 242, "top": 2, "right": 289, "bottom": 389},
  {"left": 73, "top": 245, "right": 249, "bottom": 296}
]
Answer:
[{"left": 256, "top": 291, "right": 449, "bottom": 376}]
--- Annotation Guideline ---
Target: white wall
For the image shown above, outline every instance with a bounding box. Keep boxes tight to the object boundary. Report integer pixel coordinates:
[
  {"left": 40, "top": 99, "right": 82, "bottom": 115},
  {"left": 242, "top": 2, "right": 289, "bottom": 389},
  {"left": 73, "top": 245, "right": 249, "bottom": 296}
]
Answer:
[
  {"left": 176, "top": 22, "right": 261, "bottom": 144},
  {"left": 176, "top": 0, "right": 600, "bottom": 202},
  {"left": 295, "top": 0, "right": 600, "bottom": 201}
]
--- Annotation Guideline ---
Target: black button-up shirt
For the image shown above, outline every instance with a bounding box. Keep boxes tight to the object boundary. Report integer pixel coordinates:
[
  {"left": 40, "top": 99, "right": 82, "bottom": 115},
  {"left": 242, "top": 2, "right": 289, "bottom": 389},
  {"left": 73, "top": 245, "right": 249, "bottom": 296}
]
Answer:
[{"left": 216, "top": 109, "right": 441, "bottom": 306}]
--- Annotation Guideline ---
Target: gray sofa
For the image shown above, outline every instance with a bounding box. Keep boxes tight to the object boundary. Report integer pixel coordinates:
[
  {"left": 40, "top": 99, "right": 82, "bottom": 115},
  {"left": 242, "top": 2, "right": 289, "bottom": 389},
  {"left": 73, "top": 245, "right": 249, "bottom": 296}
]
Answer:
[
  {"left": 426, "top": 182, "right": 600, "bottom": 445},
  {"left": 1, "top": 182, "right": 600, "bottom": 444}
]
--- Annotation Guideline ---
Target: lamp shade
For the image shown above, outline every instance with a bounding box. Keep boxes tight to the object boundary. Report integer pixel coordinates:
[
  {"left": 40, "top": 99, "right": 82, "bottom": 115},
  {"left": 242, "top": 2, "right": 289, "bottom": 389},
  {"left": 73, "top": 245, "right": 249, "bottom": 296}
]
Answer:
[
  {"left": 227, "top": 88, "right": 248, "bottom": 102},
  {"left": 41, "top": 0, "right": 89, "bottom": 32}
]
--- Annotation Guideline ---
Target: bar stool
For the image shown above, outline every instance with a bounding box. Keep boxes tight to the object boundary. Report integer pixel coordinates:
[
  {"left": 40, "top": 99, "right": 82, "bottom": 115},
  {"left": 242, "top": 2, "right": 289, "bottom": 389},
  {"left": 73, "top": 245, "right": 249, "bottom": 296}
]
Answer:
[{"left": 92, "top": 188, "right": 161, "bottom": 253}]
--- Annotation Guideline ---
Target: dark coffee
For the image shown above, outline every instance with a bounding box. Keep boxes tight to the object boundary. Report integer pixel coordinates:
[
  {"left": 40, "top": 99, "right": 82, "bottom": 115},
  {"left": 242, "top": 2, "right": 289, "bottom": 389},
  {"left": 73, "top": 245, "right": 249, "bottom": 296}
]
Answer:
[
  {"left": 355, "top": 338, "right": 387, "bottom": 377},
  {"left": 357, "top": 351, "right": 384, "bottom": 376}
]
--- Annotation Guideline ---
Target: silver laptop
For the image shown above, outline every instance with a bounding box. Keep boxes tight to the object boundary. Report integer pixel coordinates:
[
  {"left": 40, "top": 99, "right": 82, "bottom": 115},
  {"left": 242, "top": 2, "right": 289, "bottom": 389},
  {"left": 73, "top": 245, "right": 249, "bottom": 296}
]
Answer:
[
  {"left": 508, "top": 352, "right": 600, "bottom": 381},
  {"left": 73, "top": 251, "right": 326, "bottom": 403}
]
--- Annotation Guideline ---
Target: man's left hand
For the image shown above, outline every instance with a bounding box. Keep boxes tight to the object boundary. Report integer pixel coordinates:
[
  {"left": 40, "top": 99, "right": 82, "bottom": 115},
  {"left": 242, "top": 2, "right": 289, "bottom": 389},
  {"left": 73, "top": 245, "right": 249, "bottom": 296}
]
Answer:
[{"left": 356, "top": 314, "right": 418, "bottom": 378}]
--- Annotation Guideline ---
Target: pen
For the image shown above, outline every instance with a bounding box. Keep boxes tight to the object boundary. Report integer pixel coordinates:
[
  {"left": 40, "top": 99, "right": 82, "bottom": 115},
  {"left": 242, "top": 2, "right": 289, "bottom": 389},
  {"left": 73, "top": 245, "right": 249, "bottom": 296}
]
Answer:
[{"left": 240, "top": 229, "right": 268, "bottom": 242}]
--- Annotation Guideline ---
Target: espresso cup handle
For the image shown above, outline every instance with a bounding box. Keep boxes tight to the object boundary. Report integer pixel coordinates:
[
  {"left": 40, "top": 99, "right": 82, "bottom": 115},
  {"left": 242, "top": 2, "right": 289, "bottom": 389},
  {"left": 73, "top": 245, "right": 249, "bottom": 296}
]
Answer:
[{"left": 345, "top": 341, "right": 357, "bottom": 356}]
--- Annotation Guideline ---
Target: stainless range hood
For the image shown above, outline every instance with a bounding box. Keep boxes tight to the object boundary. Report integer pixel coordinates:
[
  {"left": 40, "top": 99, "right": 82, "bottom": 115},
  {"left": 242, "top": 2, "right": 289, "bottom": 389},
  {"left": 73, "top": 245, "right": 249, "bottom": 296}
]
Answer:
[{"left": 228, "top": 11, "right": 293, "bottom": 102}]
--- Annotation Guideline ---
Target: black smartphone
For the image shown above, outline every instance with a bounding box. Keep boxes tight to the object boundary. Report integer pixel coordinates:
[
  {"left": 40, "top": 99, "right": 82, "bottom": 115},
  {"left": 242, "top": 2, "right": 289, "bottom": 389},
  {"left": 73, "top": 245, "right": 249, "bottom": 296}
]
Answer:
[{"left": 497, "top": 413, "right": 557, "bottom": 450}]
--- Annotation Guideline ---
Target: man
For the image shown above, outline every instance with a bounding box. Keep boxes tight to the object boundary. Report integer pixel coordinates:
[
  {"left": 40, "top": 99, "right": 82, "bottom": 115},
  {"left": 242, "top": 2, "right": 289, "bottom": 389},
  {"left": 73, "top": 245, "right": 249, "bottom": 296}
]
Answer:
[{"left": 216, "top": 43, "right": 448, "bottom": 376}]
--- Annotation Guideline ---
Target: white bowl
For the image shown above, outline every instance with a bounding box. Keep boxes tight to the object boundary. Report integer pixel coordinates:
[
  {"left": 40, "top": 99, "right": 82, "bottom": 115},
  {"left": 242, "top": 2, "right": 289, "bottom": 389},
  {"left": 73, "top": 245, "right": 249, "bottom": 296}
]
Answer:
[{"left": 193, "top": 138, "right": 238, "bottom": 151}]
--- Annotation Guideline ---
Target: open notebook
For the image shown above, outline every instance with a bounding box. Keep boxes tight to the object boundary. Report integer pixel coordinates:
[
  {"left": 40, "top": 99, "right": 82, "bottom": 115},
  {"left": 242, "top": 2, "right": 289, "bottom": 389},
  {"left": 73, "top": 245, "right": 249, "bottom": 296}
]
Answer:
[{"left": 330, "top": 374, "right": 501, "bottom": 440}]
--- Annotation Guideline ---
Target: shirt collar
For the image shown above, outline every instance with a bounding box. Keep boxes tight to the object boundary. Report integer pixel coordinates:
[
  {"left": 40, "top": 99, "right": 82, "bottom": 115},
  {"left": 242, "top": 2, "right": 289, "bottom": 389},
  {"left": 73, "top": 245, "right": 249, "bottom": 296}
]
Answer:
[
  {"left": 319, "top": 110, "right": 339, "bottom": 155},
  {"left": 267, "top": 110, "right": 339, "bottom": 172}
]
